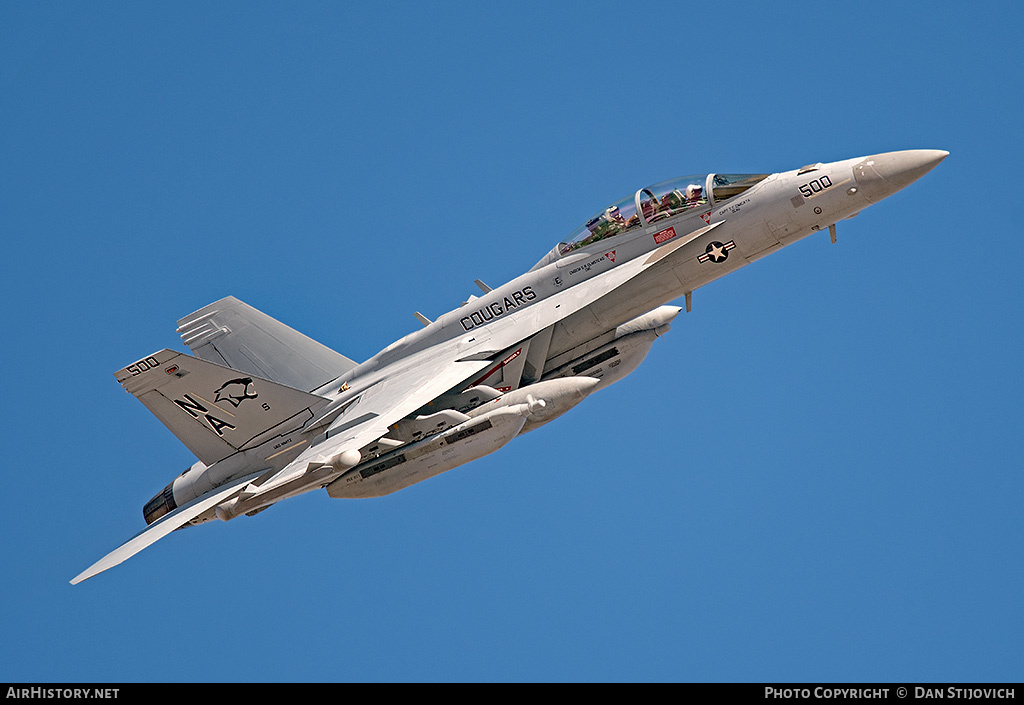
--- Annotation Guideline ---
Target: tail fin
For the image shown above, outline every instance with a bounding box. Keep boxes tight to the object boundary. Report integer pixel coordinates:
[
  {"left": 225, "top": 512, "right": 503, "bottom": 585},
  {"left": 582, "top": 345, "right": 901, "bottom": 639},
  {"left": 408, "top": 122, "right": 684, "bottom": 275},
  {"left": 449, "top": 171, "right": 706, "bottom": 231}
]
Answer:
[
  {"left": 115, "top": 350, "right": 330, "bottom": 466},
  {"left": 176, "top": 296, "right": 358, "bottom": 393}
]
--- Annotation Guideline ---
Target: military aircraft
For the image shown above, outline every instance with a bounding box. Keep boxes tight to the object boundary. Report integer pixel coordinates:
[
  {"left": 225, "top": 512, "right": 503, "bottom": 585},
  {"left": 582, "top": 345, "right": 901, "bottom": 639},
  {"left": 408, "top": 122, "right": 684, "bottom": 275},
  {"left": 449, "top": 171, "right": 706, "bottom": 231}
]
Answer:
[{"left": 71, "top": 149, "right": 947, "bottom": 584}]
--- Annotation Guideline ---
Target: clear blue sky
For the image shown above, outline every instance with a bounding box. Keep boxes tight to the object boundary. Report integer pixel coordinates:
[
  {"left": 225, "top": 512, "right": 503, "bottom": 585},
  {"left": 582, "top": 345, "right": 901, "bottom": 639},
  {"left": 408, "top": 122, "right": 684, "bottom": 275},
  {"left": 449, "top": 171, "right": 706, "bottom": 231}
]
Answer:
[{"left": 2, "top": 1, "right": 1020, "bottom": 682}]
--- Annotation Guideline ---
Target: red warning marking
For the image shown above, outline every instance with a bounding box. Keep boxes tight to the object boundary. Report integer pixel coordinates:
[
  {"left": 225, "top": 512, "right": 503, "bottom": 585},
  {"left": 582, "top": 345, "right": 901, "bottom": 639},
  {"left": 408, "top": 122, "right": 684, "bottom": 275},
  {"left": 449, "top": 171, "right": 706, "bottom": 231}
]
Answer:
[
  {"left": 653, "top": 227, "right": 676, "bottom": 245},
  {"left": 502, "top": 348, "right": 522, "bottom": 366},
  {"left": 470, "top": 348, "right": 523, "bottom": 387}
]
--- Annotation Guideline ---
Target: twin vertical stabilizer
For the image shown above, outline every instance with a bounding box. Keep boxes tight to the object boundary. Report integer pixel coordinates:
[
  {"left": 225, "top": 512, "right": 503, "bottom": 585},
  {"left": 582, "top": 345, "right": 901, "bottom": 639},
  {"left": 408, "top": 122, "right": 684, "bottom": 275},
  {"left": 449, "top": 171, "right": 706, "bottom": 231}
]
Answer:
[
  {"left": 115, "top": 349, "right": 330, "bottom": 467},
  {"left": 177, "top": 296, "right": 358, "bottom": 393}
]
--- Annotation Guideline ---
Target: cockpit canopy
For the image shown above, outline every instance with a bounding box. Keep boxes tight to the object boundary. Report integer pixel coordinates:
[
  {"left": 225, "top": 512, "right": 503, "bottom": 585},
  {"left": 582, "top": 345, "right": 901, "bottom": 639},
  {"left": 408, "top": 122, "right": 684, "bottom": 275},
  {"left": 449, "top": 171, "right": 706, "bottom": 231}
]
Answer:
[{"left": 556, "top": 173, "right": 769, "bottom": 255}]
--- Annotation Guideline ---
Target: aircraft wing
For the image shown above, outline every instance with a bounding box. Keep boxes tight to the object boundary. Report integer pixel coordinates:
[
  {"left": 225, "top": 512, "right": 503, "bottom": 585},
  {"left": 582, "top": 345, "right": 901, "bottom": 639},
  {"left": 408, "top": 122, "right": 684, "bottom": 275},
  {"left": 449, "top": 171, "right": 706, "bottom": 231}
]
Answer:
[
  {"left": 78, "top": 335, "right": 495, "bottom": 584},
  {"left": 268, "top": 346, "right": 495, "bottom": 485},
  {"left": 285, "top": 232, "right": 720, "bottom": 470},
  {"left": 75, "top": 223, "right": 724, "bottom": 583},
  {"left": 70, "top": 469, "right": 266, "bottom": 585}
]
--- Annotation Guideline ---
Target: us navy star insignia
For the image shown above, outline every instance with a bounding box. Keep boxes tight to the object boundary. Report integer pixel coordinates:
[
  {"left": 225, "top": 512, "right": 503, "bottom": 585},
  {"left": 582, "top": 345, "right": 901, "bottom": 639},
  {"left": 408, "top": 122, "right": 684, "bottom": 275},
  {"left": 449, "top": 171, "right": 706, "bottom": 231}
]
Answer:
[{"left": 698, "top": 240, "right": 735, "bottom": 264}]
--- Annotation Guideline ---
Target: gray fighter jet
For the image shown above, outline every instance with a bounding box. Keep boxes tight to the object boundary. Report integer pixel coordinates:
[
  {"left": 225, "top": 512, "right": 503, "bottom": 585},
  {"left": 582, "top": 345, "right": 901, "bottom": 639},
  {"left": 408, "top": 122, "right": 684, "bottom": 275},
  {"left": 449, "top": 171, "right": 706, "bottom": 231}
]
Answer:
[{"left": 72, "top": 149, "right": 947, "bottom": 584}]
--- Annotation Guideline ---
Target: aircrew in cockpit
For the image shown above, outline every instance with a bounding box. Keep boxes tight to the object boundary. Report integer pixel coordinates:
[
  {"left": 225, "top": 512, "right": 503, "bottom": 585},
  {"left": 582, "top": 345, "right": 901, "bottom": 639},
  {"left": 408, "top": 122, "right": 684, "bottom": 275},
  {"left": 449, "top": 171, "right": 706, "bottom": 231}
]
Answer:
[{"left": 606, "top": 205, "right": 626, "bottom": 229}]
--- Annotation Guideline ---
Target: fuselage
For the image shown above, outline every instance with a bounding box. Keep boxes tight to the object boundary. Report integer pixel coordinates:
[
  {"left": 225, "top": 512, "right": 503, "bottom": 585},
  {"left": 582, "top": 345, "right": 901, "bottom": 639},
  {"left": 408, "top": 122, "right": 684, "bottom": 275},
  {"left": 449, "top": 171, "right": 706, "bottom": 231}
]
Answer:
[
  {"left": 325, "top": 150, "right": 943, "bottom": 386},
  {"left": 75, "top": 149, "right": 946, "bottom": 584},
  {"left": 155, "top": 150, "right": 948, "bottom": 519}
]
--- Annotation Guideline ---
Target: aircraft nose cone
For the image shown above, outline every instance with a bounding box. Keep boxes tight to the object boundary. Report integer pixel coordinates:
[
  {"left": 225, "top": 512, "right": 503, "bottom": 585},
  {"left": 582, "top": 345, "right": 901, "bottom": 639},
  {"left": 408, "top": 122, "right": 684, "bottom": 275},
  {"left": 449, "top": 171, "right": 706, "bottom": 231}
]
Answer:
[{"left": 853, "top": 149, "right": 948, "bottom": 203}]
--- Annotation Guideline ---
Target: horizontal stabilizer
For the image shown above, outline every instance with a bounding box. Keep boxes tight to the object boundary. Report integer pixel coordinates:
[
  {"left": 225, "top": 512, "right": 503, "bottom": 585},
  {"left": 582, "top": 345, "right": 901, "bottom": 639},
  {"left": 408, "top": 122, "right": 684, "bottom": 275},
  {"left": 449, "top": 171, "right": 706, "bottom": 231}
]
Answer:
[
  {"left": 115, "top": 350, "right": 330, "bottom": 466},
  {"left": 70, "top": 470, "right": 265, "bottom": 585},
  {"left": 177, "top": 296, "right": 358, "bottom": 392}
]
